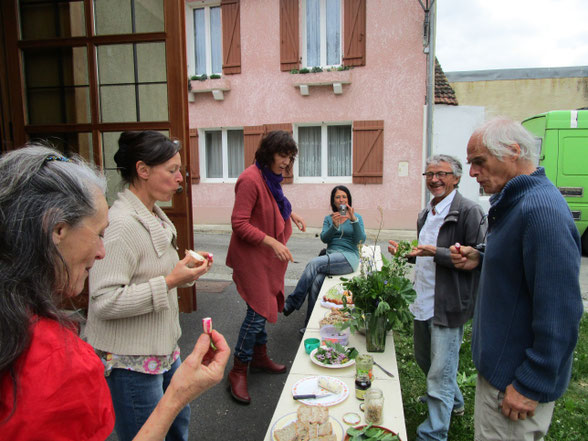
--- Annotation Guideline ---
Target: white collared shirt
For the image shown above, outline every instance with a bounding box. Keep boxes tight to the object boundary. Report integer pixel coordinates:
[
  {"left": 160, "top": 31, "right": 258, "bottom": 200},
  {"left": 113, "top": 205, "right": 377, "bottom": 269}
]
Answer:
[{"left": 410, "top": 189, "right": 457, "bottom": 321}]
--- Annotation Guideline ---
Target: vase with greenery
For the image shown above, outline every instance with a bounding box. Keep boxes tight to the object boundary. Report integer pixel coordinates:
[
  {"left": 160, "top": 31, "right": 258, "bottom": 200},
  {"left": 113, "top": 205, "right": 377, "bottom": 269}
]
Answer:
[{"left": 340, "top": 239, "right": 417, "bottom": 352}]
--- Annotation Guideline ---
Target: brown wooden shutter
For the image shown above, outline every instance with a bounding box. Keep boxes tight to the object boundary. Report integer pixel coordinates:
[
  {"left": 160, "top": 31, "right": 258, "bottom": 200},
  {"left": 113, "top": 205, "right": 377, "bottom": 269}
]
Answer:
[
  {"left": 343, "top": 0, "right": 366, "bottom": 67},
  {"left": 353, "top": 120, "right": 383, "bottom": 184},
  {"left": 265, "top": 123, "right": 294, "bottom": 183},
  {"left": 280, "top": 0, "right": 299, "bottom": 71},
  {"left": 243, "top": 125, "right": 265, "bottom": 169},
  {"left": 189, "top": 128, "right": 200, "bottom": 184},
  {"left": 221, "top": 0, "right": 241, "bottom": 74}
]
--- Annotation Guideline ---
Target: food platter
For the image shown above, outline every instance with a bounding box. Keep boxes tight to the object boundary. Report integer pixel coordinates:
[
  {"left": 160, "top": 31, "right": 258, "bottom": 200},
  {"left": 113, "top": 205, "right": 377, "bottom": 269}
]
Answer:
[
  {"left": 310, "top": 347, "right": 355, "bottom": 369},
  {"left": 291, "top": 376, "right": 349, "bottom": 407},
  {"left": 343, "top": 425, "right": 401, "bottom": 441},
  {"left": 271, "top": 412, "right": 344, "bottom": 441},
  {"left": 321, "top": 284, "right": 353, "bottom": 310}
]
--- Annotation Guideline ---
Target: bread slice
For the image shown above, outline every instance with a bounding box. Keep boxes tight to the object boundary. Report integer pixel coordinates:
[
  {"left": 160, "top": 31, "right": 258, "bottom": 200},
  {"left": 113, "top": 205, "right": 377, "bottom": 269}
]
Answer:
[
  {"left": 308, "top": 435, "right": 337, "bottom": 441},
  {"left": 308, "top": 421, "right": 332, "bottom": 437},
  {"left": 274, "top": 421, "right": 298, "bottom": 441}
]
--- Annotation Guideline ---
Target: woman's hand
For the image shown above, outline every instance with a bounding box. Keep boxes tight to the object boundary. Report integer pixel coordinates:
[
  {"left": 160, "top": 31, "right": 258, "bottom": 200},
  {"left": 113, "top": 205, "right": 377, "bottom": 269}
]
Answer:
[
  {"left": 331, "top": 212, "right": 347, "bottom": 228},
  {"left": 388, "top": 240, "right": 419, "bottom": 257},
  {"left": 291, "top": 212, "right": 306, "bottom": 232},
  {"left": 262, "top": 235, "right": 294, "bottom": 262},
  {"left": 165, "top": 253, "right": 211, "bottom": 290},
  {"left": 347, "top": 205, "right": 357, "bottom": 222},
  {"left": 132, "top": 330, "right": 230, "bottom": 441}
]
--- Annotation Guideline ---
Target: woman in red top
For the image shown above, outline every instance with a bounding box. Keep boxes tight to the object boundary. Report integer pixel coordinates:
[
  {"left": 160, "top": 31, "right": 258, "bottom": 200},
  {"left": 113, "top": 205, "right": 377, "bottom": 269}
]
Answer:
[
  {"left": 0, "top": 146, "right": 230, "bottom": 440},
  {"left": 226, "top": 131, "right": 306, "bottom": 404}
]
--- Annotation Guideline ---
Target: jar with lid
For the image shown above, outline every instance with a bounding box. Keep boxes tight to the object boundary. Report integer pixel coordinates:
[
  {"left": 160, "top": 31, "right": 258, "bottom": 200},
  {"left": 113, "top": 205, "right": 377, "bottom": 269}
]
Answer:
[
  {"left": 355, "top": 373, "right": 371, "bottom": 400},
  {"left": 363, "top": 387, "right": 384, "bottom": 424},
  {"left": 355, "top": 354, "right": 374, "bottom": 380}
]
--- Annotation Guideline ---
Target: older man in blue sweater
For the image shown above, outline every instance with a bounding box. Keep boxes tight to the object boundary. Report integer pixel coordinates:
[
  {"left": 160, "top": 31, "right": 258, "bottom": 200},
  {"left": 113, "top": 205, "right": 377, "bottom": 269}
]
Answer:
[{"left": 451, "top": 117, "right": 583, "bottom": 441}]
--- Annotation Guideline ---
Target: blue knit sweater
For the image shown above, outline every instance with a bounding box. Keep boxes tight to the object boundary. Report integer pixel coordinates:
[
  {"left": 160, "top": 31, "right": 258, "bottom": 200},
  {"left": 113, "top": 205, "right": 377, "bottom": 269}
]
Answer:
[
  {"left": 320, "top": 213, "right": 366, "bottom": 270},
  {"left": 472, "top": 168, "right": 583, "bottom": 402}
]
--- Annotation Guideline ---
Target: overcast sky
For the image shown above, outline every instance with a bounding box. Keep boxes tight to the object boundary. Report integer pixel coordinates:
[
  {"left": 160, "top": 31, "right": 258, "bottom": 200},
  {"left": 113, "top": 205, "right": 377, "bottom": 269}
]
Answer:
[{"left": 435, "top": 0, "right": 588, "bottom": 72}]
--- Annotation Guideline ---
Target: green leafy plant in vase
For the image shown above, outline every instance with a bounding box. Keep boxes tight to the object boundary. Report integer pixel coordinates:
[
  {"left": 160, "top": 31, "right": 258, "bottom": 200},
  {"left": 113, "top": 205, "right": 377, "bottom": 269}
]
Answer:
[{"left": 341, "top": 239, "right": 417, "bottom": 352}]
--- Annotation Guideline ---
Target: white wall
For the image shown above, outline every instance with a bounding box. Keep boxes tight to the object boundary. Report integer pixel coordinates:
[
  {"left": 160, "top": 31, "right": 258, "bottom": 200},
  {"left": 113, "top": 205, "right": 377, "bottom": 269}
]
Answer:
[{"left": 432, "top": 105, "right": 489, "bottom": 213}]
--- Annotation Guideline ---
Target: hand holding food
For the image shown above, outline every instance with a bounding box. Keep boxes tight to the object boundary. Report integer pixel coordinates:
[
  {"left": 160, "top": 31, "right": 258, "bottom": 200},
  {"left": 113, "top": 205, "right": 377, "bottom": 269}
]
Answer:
[{"left": 202, "top": 317, "right": 217, "bottom": 351}]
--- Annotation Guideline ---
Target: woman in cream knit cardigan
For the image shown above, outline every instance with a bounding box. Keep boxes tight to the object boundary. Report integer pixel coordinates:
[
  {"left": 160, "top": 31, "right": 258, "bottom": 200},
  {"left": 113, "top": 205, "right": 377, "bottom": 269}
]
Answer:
[{"left": 86, "top": 131, "right": 211, "bottom": 441}]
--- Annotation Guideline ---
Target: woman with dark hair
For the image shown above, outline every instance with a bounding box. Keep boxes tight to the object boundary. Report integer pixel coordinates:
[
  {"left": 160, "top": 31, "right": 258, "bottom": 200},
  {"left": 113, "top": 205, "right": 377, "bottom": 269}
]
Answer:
[
  {"left": 226, "top": 130, "right": 306, "bottom": 404},
  {"left": 85, "top": 131, "right": 213, "bottom": 441},
  {"left": 283, "top": 185, "right": 366, "bottom": 328},
  {"left": 0, "top": 145, "right": 230, "bottom": 440}
]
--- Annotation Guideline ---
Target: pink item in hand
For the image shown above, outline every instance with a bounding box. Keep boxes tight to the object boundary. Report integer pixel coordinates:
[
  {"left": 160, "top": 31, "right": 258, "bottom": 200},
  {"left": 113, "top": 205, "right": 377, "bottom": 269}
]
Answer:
[
  {"left": 202, "top": 317, "right": 216, "bottom": 350},
  {"left": 454, "top": 242, "right": 461, "bottom": 252}
]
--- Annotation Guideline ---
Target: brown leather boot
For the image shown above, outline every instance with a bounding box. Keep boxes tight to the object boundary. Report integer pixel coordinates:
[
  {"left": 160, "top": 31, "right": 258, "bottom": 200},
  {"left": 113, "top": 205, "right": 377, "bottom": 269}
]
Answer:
[
  {"left": 250, "top": 343, "right": 287, "bottom": 374},
  {"left": 228, "top": 356, "right": 251, "bottom": 404}
]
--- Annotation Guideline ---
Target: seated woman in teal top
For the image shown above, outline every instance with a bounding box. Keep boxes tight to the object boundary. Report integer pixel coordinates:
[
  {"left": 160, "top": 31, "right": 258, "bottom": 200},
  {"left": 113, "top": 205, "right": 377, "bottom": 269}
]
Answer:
[{"left": 283, "top": 186, "right": 366, "bottom": 326}]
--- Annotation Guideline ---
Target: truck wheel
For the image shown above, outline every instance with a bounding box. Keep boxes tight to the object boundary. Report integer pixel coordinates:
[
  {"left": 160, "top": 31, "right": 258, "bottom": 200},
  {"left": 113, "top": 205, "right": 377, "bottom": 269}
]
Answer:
[{"left": 583, "top": 231, "right": 588, "bottom": 256}]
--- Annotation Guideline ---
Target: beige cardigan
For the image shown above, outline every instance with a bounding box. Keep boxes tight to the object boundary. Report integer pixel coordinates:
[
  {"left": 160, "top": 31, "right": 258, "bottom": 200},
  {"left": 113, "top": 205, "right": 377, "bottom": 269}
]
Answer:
[{"left": 85, "top": 189, "right": 181, "bottom": 356}]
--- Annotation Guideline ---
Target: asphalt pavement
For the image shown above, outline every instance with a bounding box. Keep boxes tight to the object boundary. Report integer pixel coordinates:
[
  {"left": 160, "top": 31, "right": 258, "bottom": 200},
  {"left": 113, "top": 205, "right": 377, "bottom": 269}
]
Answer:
[{"left": 106, "top": 226, "right": 588, "bottom": 441}]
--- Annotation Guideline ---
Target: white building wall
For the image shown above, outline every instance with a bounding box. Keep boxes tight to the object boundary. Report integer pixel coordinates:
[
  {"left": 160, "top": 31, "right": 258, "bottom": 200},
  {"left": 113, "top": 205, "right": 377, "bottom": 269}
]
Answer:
[{"left": 432, "top": 105, "right": 489, "bottom": 213}]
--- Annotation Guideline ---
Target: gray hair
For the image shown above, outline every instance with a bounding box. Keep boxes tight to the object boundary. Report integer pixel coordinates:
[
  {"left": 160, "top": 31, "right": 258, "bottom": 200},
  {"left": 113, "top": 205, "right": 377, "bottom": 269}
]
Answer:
[
  {"left": 0, "top": 145, "right": 106, "bottom": 406},
  {"left": 475, "top": 117, "right": 539, "bottom": 164},
  {"left": 426, "top": 154, "right": 463, "bottom": 178}
]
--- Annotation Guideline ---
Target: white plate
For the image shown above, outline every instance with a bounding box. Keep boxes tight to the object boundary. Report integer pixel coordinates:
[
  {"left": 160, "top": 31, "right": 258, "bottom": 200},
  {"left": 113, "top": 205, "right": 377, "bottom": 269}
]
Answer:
[
  {"left": 310, "top": 347, "right": 356, "bottom": 369},
  {"left": 271, "top": 411, "right": 344, "bottom": 441},
  {"left": 291, "top": 376, "right": 349, "bottom": 407}
]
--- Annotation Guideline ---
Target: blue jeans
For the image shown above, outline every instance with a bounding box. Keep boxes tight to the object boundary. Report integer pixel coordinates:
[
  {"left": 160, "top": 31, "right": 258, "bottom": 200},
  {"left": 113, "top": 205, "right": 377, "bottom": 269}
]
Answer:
[
  {"left": 285, "top": 253, "right": 353, "bottom": 325},
  {"left": 106, "top": 357, "right": 190, "bottom": 441},
  {"left": 414, "top": 319, "right": 465, "bottom": 441},
  {"left": 234, "top": 304, "right": 268, "bottom": 362}
]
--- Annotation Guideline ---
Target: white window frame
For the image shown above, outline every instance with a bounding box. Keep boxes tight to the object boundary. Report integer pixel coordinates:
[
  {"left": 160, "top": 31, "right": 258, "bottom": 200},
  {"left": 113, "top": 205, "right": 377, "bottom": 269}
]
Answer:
[
  {"left": 293, "top": 122, "right": 353, "bottom": 184},
  {"left": 301, "top": 0, "right": 343, "bottom": 68},
  {"left": 185, "top": 1, "right": 222, "bottom": 77},
  {"left": 198, "top": 127, "right": 244, "bottom": 183}
]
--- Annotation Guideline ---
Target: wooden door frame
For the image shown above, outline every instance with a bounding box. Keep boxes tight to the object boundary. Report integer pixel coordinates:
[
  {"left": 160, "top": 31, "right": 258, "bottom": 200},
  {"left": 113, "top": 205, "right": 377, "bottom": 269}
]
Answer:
[{"left": 0, "top": 0, "right": 197, "bottom": 311}]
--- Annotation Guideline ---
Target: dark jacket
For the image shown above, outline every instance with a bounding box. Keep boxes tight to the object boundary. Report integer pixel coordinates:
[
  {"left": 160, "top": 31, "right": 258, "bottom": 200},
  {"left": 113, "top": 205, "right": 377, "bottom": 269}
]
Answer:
[
  {"left": 416, "top": 191, "right": 486, "bottom": 328},
  {"left": 472, "top": 168, "right": 583, "bottom": 402}
]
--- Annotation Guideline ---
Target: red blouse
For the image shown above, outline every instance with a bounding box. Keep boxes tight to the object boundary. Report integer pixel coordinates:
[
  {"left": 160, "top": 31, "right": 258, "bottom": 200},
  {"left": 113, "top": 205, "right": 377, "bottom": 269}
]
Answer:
[{"left": 0, "top": 317, "right": 115, "bottom": 440}]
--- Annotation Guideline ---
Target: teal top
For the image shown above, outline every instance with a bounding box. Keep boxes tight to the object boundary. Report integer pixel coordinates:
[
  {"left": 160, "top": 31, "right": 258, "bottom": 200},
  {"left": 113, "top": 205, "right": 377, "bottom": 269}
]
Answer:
[{"left": 320, "top": 213, "right": 366, "bottom": 270}]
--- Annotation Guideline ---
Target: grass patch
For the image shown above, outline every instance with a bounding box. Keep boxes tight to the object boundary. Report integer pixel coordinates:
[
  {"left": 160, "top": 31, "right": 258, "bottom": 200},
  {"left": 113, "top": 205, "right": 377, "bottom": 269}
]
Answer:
[{"left": 395, "top": 315, "right": 588, "bottom": 440}]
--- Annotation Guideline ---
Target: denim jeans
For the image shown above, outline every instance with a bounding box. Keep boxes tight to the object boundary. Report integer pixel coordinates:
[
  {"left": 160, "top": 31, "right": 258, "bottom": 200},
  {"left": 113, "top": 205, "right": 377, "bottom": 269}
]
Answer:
[
  {"left": 106, "top": 357, "right": 190, "bottom": 441},
  {"left": 234, "top": 304, "right": 268, "bottom": 362},
  {"left": 414, "top": 319, "right": 465, "bottom": 441},
  {"left": 284, "top": 253, "right": 353, "bottom": 325}
]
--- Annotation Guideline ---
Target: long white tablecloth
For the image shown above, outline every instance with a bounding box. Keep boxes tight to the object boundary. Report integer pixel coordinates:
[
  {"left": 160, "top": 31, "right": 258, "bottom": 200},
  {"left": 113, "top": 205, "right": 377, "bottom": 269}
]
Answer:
[{"left": 264, "top": 246, "right": 407, "bottom": 441}]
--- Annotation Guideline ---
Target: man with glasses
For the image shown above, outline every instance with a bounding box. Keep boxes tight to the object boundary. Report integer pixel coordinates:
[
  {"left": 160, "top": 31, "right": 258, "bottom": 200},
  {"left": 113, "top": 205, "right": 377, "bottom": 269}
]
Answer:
[
  {"left": 451, "top": 118, "right": 583, "bottom": 441},
  {"left": 389, "top": 154, "right": 486, "bottom": 441}
]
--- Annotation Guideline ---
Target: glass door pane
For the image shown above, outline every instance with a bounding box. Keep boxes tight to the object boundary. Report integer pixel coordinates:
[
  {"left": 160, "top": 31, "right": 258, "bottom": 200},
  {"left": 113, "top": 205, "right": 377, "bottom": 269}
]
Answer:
[
  {"left": 94, "top": 0, "right": 164, "bottom": 35},
  {"left": 20, "top": 0, "right": 86, "bottom": 39}
]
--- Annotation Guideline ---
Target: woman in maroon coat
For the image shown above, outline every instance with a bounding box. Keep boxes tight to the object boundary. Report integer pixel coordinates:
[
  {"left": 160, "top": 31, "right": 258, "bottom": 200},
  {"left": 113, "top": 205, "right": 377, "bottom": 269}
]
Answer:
[{"left": 226, "top": 131, "right": 306, "bottom": 404}]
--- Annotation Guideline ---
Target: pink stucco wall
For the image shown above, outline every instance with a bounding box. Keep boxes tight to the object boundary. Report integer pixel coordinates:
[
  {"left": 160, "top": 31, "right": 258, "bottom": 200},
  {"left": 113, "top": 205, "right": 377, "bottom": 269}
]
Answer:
[{"left": 188, "top": 0, "right": 426, "bottom": 230}]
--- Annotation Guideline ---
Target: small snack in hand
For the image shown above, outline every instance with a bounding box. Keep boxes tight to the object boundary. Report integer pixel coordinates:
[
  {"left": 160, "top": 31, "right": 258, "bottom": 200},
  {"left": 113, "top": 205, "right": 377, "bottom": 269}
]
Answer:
[
  {"left": 202, "top": 317, "right": 217, "bottom": 351},
  {"left": 454, "top": 242, "right": 461, "bottom": 252},
  {"left": 186, "top": 250, "right": 205, "bottom": 268}
]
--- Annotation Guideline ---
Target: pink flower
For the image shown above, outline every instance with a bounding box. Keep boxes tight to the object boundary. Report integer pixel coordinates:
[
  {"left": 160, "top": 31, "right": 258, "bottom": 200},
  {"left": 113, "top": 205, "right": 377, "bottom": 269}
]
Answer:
[{"left": 143, "top": 357, "right": 161, "bottom": 373}]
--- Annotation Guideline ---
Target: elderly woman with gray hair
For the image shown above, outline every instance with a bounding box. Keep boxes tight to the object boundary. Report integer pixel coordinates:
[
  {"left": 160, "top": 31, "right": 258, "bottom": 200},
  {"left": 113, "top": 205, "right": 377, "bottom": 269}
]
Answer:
[{"left": 0, "top": 145, "right": 230, "bottom": 440}]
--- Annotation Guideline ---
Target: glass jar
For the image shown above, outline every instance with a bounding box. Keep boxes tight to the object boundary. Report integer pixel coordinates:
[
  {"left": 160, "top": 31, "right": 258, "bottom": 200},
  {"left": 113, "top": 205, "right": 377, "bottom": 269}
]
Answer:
[
  {"left": 364, "top": 387, "right": 384, "bottom": 424},
  {"left": 354, "top": 373, "right": 371, "bottom": 400},
  {"left": 355, "top": 354, "right": 374, "bottom": 380}
]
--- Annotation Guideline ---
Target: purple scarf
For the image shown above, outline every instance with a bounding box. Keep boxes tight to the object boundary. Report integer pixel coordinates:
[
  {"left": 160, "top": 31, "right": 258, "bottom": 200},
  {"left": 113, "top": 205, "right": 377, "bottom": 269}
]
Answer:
[{"left": 256, "top": 161, "right": 292, "bottom": 221}]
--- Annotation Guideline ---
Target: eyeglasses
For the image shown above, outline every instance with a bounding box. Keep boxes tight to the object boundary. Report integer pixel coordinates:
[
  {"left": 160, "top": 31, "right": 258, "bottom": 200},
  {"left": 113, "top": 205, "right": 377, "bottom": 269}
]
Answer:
[{"left": 422, "top": 171, "right": 454, "bottom": 179}]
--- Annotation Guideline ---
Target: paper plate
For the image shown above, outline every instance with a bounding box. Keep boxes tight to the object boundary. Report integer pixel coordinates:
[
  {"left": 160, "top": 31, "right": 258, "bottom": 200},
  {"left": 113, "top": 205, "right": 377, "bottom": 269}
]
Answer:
[
  {"left": 291, "top": 375, "right": 349, "bottom": 407},
  {"left": 310, "top": 347, "right": 355, "bottom": 369},
  {"left": 271, "top": 411, "right": 344, "bottom": 441}
]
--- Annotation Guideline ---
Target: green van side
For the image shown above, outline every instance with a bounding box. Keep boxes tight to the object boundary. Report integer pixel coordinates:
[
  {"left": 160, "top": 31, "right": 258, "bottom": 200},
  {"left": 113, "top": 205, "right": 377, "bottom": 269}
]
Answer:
[{"left": 522, "top": 110, "right": 588, "bottom": 253}]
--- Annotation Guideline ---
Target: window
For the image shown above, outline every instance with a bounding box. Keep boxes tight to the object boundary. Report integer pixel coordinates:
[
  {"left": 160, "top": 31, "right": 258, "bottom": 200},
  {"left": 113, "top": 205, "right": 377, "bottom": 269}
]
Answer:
[
  {"left": 295, "top": 124, "right": 352, "bottom": 182},
  {"left": 302, "top": 0, "right": 341, "bottom": 67},
  {"left": 186, "top": 3, "right": 222, "bottom": 76},
  {"left": 200, "top": 128, "right": 244, "bottom": 181}
]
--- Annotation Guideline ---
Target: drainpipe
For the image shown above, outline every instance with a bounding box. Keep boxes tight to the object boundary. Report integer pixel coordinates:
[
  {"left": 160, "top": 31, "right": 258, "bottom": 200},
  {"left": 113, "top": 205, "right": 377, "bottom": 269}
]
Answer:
[{"left": 418, "top": 0, "right": 436, "bottom": 203}]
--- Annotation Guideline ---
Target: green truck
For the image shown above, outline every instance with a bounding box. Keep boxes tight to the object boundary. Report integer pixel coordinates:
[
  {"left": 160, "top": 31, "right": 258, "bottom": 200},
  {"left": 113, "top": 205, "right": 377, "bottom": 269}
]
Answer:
[{"left": 522, "top": 109, "right": 588, "bottom": 253}]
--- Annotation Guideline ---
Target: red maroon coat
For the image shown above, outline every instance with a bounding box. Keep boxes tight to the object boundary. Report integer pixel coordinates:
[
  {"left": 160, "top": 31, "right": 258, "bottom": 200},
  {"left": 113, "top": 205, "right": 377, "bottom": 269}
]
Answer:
[{"left": 226, "top": 165, "right": 292, "bottom": 323}]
